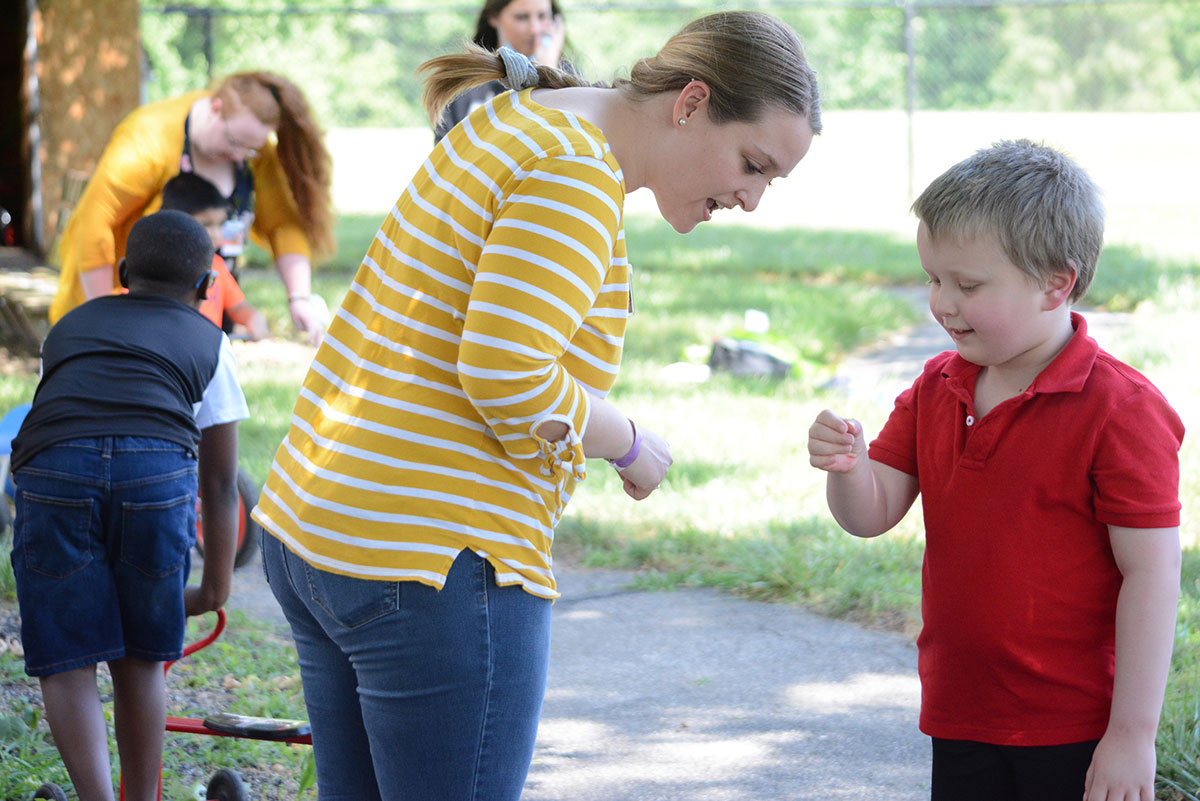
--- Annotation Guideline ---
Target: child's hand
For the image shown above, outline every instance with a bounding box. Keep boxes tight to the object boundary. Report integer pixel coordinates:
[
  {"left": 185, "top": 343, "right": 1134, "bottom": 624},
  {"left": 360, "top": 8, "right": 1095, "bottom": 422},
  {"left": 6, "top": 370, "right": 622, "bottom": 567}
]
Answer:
[
  {"left": 807, "top": 409, "right": 866, "bottom": 473},
  {"left": 245, "top": 310, "right": 269, "bottom": 341},
  {"left": 1084, "top": 729, "right": 1156, "bottom": 800},
  {"left": 184, "top": 583, "right": 226, "bottom": 617}
]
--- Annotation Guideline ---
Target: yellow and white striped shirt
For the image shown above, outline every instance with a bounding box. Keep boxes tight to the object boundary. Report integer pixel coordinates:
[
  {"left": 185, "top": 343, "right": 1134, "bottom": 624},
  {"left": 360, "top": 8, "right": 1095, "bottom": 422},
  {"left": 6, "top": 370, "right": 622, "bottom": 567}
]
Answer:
[{"left": 252, "top": 89, "right": 629, "bottom": 598}]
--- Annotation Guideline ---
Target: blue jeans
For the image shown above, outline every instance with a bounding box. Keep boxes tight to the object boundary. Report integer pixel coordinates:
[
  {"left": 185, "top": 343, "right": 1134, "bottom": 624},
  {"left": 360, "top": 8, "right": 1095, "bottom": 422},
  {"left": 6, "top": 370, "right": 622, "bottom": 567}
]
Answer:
[
  {"left": 11, "top": 436, "right": 197, "bottom": 676},
  {"left": 261, "top": 533, "right": 552, "bottom": 801}
]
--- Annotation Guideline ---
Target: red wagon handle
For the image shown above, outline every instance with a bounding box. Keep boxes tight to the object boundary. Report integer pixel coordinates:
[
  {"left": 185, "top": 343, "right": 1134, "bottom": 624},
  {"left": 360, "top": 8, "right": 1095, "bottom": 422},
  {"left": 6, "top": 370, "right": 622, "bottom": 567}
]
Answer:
[{"left": 164, "top": 608, "right": 227, "bottom": 675}]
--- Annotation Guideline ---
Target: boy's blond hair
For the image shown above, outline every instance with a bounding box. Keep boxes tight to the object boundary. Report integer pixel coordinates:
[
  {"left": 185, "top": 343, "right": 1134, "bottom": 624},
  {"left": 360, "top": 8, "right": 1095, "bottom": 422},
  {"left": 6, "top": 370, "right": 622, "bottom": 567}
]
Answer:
[{"left": 912, "top": 139, "right": 1104, "bottom": 303}]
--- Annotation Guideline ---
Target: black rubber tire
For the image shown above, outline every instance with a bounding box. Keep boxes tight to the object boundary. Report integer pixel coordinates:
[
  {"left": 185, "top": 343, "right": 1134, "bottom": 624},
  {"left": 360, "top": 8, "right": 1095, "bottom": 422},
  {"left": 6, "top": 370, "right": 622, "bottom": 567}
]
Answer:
[
  {"left": 232, "top": 468, "right": 262, "bottom": 568},
  {"left": 33, "top": 784, "right": 68, "bottom": 801},
  {"left": 206, "top": 768, "right": 248, "bottom": 801}
]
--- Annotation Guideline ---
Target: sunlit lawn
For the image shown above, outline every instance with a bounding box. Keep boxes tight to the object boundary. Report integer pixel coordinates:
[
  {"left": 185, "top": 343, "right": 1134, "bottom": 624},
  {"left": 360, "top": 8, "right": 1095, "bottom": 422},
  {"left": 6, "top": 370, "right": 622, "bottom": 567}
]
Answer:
[{"left": 1, "top": 211, "right": 1197, "bottom": 798}]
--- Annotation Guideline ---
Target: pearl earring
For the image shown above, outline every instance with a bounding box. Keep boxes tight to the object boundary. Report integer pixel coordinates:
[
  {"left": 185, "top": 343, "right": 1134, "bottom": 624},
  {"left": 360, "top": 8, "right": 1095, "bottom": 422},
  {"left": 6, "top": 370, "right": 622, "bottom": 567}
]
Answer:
[{"left": 678, "top": 118, "right": 687, "bottom": 127}]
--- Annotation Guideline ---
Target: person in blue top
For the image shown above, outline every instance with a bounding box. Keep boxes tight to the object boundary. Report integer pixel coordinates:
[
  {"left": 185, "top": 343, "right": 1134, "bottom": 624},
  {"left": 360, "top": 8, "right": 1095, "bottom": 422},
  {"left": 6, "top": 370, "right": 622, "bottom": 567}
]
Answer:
[{"left": 9, "top": 210, "right": 250, "bottom": 801}]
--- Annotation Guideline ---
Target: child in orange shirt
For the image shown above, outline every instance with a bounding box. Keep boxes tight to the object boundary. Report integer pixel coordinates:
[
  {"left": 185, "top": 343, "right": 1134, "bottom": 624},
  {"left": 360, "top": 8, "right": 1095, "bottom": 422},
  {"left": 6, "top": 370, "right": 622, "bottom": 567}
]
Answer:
[{"left": 161, "top": 173, "right": 269, "bottom": 339}]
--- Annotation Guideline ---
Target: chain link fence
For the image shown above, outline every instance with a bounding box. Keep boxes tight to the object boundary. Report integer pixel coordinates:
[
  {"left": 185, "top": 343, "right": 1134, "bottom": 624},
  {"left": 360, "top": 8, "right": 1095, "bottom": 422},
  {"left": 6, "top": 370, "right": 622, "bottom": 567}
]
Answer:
[{"left": 140, "top": 2, "right": 1200, "bottom": 256}]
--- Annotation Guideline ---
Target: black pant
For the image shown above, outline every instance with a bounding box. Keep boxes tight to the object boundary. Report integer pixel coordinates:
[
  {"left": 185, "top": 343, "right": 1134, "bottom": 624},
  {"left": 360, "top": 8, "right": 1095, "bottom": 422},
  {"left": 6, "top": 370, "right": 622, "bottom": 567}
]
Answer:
[{"left": 931, "top": 737, "right": 1100, "bottom": 801}]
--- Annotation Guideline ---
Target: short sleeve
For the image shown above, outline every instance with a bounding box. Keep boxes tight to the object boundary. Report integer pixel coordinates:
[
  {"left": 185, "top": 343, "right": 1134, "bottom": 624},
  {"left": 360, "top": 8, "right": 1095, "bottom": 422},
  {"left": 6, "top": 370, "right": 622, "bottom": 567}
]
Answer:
[
  {"left": 197, "top": 258, "right": 243, "bottom": 328},
  {"left": 869, "top": 382, "right": 921, "bottom": 477},
  {"left": 194, "top": 334, "right": 250, "bottom": 429},
  {"left": 1091, "top": 386, "right": 1184, "bottom": 527},
  {"left": 215, "top": 262, "right": 245, "bottom": 311}
]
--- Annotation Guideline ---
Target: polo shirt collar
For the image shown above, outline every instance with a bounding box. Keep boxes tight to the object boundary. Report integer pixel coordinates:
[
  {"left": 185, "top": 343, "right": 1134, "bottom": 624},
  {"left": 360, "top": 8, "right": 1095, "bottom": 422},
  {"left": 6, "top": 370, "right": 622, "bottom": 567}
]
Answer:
[{"left": 940, "top": 311, "right": 1098, "bottom": 395}]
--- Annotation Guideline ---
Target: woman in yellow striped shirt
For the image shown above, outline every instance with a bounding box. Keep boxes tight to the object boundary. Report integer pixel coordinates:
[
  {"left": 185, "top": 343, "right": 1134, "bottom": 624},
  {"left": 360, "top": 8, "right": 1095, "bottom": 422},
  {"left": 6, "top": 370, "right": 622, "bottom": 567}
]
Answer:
[{"left": 254, "top": 10, "right": 822, "bottom": 799}]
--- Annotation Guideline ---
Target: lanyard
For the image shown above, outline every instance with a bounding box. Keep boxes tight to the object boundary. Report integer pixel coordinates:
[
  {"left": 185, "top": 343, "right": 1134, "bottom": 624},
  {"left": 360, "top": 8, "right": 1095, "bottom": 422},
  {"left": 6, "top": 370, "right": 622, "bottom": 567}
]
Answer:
[
  {"left": 181, "top": 109, "right": 257, "bottom": 265},
  {"left": 180, "top": 109, "right": 256, "bottom": 219}
]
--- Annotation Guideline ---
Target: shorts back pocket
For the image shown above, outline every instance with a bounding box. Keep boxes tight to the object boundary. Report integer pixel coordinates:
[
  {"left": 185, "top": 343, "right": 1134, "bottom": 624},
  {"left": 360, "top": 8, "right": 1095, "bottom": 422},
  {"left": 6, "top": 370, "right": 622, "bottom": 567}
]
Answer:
[
  {"left": 18, "top": 491, "right": 96, "bottom": 579},
  {"left": 120, "top": 493, "right": 194, "bottom": 578}
]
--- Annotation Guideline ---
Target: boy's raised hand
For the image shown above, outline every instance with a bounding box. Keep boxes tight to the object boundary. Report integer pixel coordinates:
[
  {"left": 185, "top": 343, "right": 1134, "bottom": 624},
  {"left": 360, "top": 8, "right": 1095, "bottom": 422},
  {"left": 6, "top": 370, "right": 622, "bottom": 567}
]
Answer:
[
  {"left": 807, "top": 410, "right": 866, "bottom": 473},
  {"left": 809, "top": 410, "right": 916, "bottom": 537}
]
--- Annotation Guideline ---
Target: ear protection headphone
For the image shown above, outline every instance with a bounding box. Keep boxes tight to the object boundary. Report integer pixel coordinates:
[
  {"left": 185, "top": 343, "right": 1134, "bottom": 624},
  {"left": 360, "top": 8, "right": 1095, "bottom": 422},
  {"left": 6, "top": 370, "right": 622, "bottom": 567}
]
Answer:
[
  {"left": 117, "top": 258, "right": 212, "bottom": 301},
  {"left": 194, "top": 272, "right": 214, "bottom": 303}
]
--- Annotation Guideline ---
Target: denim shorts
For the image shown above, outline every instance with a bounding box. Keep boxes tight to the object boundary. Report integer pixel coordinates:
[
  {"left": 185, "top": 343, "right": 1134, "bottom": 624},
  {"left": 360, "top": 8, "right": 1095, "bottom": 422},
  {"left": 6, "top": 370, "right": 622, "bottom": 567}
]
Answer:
[{"left": 10, "top": 436, "right": 198, "bottom": 676}]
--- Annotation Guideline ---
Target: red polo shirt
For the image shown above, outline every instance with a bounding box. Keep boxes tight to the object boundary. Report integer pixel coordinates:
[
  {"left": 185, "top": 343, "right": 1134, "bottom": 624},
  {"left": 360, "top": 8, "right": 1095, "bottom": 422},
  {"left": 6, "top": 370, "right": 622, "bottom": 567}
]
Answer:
[{"left": 869, "top": 312, "right": 1183, "bottom": 746}]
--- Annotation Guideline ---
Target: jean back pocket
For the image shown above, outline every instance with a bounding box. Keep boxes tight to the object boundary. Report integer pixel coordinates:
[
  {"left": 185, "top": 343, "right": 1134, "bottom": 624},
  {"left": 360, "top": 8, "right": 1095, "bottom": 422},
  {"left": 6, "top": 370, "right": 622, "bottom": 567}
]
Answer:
[
  {"left": 17, "top": 491, "right": 96, "bottom": 579},
  {"left": 120, "top": 493, "right": 194, "bottom": 578},
  {"left": 305, "top": 563, "right": 400, "bottom": 629}
]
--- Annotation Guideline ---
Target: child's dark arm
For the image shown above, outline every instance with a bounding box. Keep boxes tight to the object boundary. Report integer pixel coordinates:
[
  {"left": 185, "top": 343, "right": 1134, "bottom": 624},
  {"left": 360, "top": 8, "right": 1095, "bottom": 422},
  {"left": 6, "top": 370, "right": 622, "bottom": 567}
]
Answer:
[{"left": 185, "top": 421, "right": 239, "bottom": 615}]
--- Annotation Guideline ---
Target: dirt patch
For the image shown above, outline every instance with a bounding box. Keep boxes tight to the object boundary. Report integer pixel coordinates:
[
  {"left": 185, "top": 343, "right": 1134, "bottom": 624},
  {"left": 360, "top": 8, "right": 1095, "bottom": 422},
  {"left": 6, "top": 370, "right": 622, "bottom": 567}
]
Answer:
[{"left": 228, "top": 337, "right": 317, "bottom": 373}]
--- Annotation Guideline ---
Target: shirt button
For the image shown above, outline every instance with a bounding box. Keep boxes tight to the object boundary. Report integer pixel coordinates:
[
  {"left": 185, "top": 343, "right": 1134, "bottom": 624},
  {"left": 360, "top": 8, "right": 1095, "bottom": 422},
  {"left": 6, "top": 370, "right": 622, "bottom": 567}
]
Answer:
[{"left": 966, "top": 415, "right": 975, "bottom": 426}]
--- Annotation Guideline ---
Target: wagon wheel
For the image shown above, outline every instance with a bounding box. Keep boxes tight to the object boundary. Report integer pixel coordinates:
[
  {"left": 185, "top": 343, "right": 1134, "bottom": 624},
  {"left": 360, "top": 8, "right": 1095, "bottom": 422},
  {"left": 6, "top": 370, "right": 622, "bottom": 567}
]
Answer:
[
  {"left": 195, "top": 467, "right": 262, "bottom": 568},
  {"left": 206, "top": 768, "right": 248, "bottom": 801}
]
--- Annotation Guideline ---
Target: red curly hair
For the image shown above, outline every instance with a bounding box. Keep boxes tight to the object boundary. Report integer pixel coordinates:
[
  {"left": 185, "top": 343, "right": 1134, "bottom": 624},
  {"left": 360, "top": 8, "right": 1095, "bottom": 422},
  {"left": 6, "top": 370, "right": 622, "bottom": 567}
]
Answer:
[{"left": 214, "top": 72, "right": 335, "bottom": 258}]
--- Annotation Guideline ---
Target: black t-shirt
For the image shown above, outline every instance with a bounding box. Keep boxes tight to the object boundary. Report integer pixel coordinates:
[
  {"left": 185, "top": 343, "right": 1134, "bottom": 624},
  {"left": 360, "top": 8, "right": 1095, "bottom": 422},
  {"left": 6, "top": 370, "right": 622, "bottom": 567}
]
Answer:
[{"left": 11, "top": 293, "right": 226, "bottom": 471}]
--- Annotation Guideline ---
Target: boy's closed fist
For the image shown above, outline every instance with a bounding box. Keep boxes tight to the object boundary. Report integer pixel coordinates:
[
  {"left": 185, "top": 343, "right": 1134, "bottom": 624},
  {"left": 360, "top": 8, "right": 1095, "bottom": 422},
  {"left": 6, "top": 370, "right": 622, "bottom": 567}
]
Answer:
[
  {"left": 184, "top": 584, "right": 227, "bottom": 617},
  {"left": 807, "top": 410, "right": 866, "bottom": 473}
]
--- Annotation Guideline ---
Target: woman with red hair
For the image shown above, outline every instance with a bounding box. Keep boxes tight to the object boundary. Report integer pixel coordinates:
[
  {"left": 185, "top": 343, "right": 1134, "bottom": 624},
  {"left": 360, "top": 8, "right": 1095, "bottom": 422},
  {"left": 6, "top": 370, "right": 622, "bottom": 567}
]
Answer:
[{"left": 51, "top": 71, "right": 334, "bottom": 344}]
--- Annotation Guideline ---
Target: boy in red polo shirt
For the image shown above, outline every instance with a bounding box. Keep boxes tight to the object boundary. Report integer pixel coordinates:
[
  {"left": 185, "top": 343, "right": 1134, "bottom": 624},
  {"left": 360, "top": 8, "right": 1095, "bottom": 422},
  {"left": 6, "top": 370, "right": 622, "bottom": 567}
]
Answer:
[{"left": 808, "top": 140, "right": 1183, "bottom": 801}]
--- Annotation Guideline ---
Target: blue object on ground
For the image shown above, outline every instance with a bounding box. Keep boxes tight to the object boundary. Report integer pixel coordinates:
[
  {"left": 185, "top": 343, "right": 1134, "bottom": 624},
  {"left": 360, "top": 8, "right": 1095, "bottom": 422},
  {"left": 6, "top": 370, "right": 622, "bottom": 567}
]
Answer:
[
  {"left": 0, "top": 403, "right": 30, "bottom": 456},
  {"left": 0, "top": 402, "right": 31, "bottom": 501}
]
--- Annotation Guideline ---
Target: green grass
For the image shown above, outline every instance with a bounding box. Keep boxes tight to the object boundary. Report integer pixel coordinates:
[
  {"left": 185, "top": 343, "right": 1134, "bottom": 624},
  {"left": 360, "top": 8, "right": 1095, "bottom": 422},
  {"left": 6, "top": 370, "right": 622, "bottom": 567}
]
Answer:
[
  {"left": 1159, "top": 548, "right": 1200, "bottom": 801},
  {"left": 0, "top": 609, "right": 311, "bottom": 800},
  {"left": 156, "top": 612, "right": 313, "bottom": 799},
  {"left": 0, "top": 702, "right": 66, "bottom": 799},
  {"left": 2, "top": 211, "right": 1199, "bottom": 798},
  {"left": 622, "top": 214, "right": 1200, "bottom": 313}
]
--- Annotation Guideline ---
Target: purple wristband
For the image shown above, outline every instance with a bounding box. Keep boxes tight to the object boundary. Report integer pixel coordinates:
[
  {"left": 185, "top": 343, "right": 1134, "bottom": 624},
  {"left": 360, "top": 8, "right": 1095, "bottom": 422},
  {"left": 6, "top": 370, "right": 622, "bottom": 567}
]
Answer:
[{"left": 609, "top": 421, "right": 642, "bottom": 470}]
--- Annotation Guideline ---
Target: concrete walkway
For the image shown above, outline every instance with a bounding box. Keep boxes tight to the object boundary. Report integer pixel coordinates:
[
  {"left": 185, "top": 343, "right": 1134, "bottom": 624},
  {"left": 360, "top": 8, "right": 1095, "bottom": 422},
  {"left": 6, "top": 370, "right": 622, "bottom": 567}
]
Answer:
[
  {"left": 216, "top": 297, "right": 1137, "bottom": 799},
  {"left": 526, "top": 567, "right": 926, "bottom": 801},
  {"left": 220, "top": 555, "right": 928, "bottom": 801},
  {"left": 217, "top": 296, "right": 950, "bottom": 799}
]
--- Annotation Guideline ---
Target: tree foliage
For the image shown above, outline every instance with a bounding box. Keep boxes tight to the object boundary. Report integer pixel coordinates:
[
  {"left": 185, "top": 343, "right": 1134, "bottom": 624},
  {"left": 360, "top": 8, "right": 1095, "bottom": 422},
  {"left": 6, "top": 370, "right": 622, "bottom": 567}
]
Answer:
[{"left": 138, "top": 0, "right": 1200, "bottom": 126}]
